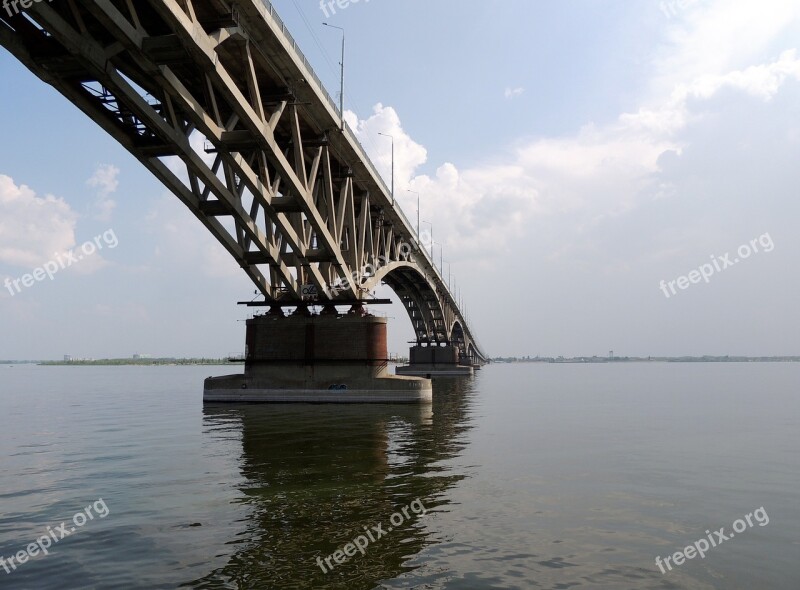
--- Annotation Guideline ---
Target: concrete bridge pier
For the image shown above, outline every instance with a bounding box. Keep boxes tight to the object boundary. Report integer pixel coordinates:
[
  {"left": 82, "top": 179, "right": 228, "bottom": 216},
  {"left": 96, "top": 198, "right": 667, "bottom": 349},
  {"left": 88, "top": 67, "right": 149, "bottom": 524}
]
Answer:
[
  {"left": 204, "top": 307, "right": 432, "bottom": 403},
  {"left": 395, "top": 345, "right": 474, "bottom": 378}
]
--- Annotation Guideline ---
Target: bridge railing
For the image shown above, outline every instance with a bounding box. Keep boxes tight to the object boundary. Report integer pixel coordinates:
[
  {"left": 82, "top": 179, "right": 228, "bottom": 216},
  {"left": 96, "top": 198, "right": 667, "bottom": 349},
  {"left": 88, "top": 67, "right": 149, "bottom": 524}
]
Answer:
[
  {"left": 258, "top": 2, "right": 340, "bottom": 129},
  {"left": 257, "top": 0, "right": 484, "bottom": 356}
]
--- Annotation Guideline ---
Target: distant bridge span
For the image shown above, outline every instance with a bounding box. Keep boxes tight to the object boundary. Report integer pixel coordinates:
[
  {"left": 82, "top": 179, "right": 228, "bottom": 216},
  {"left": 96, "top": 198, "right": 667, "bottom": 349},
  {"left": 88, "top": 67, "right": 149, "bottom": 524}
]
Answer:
[{"left": 0, "top": 0, "right": 486, "bottom": 365}]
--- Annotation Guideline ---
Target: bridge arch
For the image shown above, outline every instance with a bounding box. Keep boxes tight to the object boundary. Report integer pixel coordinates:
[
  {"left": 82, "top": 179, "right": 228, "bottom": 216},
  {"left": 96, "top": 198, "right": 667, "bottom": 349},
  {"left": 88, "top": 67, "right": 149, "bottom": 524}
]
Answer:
[
  {"left": 449, "top": 320, "right": 468, "bottom": 363},
  {"left": 362, "top": 261, "right": 449, "bottom": 345}
]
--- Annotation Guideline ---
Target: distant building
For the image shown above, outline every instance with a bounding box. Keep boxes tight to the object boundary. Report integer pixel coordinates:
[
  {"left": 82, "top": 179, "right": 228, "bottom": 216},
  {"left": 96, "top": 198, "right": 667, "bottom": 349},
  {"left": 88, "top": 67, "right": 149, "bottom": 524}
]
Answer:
[{"left": 64, "top": 355, "right": 72, "bottom": 362}]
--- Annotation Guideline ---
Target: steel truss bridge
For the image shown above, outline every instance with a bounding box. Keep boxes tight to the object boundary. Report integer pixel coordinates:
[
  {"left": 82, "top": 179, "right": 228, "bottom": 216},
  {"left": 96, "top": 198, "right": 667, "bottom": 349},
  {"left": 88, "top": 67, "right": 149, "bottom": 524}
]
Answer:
[{"left": 0, "top": 0, "right": 486, "bottom": 364}]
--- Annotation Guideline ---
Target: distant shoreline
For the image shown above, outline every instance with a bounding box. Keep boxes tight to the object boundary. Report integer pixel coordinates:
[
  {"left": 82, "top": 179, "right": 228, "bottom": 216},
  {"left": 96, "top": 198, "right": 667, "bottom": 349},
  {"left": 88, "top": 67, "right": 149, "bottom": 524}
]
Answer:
[
  {"left": 1, "top": 358, "right": 244, "bottom": 366},
  {"left": 492, "top": 356, "right": 800, "bottom": 364},
  {"left": 2, "top": 356, "right": 799, "bottom": 366}
]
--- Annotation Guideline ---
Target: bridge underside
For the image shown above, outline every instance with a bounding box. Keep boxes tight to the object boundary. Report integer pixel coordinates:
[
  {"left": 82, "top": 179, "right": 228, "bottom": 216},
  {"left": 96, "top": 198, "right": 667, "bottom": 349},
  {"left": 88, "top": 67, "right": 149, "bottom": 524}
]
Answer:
[{"left": 0, "top": 0, "right": 486, "bottom": 399}]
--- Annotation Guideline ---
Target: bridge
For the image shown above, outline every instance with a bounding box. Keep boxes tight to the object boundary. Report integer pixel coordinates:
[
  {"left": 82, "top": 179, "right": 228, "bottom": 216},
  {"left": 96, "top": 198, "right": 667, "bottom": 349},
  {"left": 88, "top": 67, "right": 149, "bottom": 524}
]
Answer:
[{"left": 1, "top": 0, "right": 487, "bottom": 401}]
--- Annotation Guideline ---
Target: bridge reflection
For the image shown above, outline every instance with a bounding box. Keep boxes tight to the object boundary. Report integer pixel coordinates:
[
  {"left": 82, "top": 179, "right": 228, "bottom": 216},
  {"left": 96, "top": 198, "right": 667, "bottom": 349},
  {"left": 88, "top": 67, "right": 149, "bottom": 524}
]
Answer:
[{"left": 188, "top": 379, "right": 476, "bottom": 588}]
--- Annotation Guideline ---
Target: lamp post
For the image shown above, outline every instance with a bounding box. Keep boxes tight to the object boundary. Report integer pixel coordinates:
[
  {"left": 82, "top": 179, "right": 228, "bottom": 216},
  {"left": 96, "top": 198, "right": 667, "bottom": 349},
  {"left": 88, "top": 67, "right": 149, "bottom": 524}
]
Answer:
[
  {"left": 406, "top": 190, "right": 420, "bottom": 238},
  {"left": 431, "top": 240, "right": 443, "bottom": 273},
  {"left": 422, "top": 220, "right": 433, "bottom": 255},
  {"left": 378, "top": 132, "right": 394, "bottom": 206},
  {"left": 322, "top": 23, "right": 345, "bottom": 131}
]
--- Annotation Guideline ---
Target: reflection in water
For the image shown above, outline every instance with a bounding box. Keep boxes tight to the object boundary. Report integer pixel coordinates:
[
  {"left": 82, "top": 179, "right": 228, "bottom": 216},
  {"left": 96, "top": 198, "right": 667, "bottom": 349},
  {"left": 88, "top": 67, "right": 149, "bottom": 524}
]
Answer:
[{"left": 187, "top": 378, "right": 476, "bottom": 589}]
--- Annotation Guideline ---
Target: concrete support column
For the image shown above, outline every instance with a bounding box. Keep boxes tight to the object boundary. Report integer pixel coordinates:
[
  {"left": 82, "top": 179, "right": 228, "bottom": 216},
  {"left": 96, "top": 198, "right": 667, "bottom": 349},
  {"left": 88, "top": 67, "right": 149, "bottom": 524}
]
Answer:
[
  {"left": 396, "top": 345, "right": 474, "bottom": 377},
  {"left": 205, "top": 312, "right": 432, "bottom": 403}
]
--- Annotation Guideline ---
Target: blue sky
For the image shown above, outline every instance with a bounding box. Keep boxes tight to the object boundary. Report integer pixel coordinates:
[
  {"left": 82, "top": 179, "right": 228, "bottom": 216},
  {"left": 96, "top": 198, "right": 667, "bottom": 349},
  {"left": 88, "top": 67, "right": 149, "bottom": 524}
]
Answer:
[{"left": 2, "top": 0, "right": 800, "bottom": 359}]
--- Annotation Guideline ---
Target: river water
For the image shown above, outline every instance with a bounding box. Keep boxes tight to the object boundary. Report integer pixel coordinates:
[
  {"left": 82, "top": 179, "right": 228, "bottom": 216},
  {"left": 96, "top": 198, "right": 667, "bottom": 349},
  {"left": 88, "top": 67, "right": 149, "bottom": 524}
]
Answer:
[{"left": 0, "top": 362, "right": 797, "bottom": 589}]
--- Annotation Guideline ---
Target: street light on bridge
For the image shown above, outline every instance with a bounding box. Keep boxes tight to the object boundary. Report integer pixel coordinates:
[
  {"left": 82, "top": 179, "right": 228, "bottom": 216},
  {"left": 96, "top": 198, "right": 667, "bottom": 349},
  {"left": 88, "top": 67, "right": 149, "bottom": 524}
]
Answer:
[
  {"left": 421, "top": 220, "right": 433, "bottom": 253},
  {"left": 322, "top": 23, "right": 345, "bottom": 132},
  {"left": 378, "top": 132, "right": 394, "bottom": 206},
  {"left": 405, "top": 189, "right": 420, "bottom": 238},
  {"left": 431, "top": 240, "right": 444, "bottom": 274}
]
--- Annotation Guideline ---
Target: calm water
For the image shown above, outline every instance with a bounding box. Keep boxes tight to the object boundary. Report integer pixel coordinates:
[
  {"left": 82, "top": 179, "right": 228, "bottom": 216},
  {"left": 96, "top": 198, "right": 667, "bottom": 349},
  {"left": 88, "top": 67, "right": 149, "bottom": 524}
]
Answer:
[{"left": 0, "top": 363, "right": 798, "bottom": 589}]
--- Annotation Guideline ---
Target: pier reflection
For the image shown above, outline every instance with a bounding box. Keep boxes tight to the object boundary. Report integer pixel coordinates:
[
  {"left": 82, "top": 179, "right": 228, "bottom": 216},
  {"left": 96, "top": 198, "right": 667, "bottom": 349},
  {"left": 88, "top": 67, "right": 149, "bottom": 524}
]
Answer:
[{"left": 187, "top": 378, "right": 476, "bottom": 589}]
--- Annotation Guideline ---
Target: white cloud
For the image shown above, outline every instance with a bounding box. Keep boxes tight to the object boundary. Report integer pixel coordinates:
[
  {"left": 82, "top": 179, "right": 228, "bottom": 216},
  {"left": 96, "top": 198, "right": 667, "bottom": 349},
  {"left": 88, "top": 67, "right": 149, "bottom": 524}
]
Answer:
[
  {"left": 87, "top": 164, "right": 119, "bottom": 220},
  {"left": 87, "top": 164, "right": 119, "bottom": 195},
  {"left": 504, "top": 87, "right": 525, "bottom": 100},
  {"left": 651, "top": 0, "right": 800, "bottom": 93},
  {"left": 345, "top": 103, "right": 427, "bottom": 192},
  {"left": 683, "top": 48, "right": 800, "bottom": 101},
  {"left": 344, "top": 43, "right": 800, "bottom": 266},
  {"left": 0, "top": 175, "right": 77, "bottom": 267},
  {"left": 145, "top": 194, "right": 247, "bottom": 280}
]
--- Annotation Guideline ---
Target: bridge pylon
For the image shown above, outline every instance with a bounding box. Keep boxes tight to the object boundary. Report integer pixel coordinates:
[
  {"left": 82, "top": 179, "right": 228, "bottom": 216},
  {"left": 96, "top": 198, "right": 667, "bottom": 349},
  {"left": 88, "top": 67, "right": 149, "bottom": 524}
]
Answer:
[
  {"left": 205, "top": 306, "right": 432, "bottom": 403},
  {"left": 395, "top": 344, "right": 474, "bottom": 378}
]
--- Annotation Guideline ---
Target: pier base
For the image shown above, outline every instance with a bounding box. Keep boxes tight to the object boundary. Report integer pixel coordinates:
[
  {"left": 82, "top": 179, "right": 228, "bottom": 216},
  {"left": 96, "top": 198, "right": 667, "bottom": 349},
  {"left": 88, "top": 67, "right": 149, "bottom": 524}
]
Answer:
[
  {"left": 204, "top": 311, "right": 432, "bottom": 403},
  {"left": 395, "top": 345, "right": 474, "bottom": 378}
]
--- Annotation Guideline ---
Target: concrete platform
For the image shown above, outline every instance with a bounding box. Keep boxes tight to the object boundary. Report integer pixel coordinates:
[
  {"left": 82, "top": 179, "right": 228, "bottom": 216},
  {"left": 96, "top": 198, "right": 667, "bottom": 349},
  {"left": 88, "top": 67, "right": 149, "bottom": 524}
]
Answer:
[
  {"left": 204, "top": 380, "right": 432, "bottom": 404},
  {"left": 395, "top": 364, "right": 474, "bottom": 378}
]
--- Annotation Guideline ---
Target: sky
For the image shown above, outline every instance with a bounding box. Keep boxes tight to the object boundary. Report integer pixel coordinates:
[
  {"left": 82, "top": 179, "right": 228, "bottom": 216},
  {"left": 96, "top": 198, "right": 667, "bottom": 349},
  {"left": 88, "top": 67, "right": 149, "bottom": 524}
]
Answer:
[{"left": 2, "top": 0, "right": 800, "bottom": 360}]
